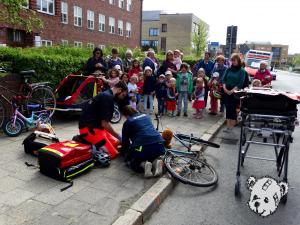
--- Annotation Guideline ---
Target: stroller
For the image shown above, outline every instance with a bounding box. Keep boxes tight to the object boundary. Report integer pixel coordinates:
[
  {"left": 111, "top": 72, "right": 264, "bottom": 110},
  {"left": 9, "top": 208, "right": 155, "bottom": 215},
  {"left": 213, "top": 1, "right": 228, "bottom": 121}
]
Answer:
[{"left": 234, "top": 88, "right": 300, "bottom": 203}]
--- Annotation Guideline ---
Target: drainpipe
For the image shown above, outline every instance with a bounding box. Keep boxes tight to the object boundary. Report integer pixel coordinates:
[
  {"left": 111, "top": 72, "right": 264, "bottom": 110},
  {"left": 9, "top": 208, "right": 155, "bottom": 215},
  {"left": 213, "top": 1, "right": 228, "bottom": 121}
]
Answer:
[{"left": 140, "top": 0, "right": 143, "bottom": 48}]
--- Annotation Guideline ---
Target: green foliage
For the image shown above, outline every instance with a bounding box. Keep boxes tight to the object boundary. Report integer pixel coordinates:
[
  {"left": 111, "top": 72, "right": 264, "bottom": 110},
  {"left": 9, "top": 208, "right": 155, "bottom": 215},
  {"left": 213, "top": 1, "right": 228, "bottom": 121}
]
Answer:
[
  {"left": 192, "top": 20, "right": 208, "bottom": 57},
  {"left": 292, "top": 55, "right": 300, "bottom": 67},
  {"left": 0, "top": 0, "right": 43, "bottom": 33}
]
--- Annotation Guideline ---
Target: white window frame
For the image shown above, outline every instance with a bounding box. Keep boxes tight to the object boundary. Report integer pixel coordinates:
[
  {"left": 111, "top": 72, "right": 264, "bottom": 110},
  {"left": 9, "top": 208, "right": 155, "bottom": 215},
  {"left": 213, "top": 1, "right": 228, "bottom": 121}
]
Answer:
[
  {"left": 118, "top": 0, "right": 125, "bottom": 8},
  {"left": 109, "top": 0, "right": 115, "bottom": 5},
  {"left": 126, "top": 22, "right": 131, "bottom": 37},
  {"left": 61, "top": 1, "right": 68, "bottom": 24},
  {"left": 61, "top": 40, "right": 68, "bottom": 46},
  {"left": 87, "top": 43, "right": 95, "bottom": 48},
  {"left": 126, "top": 0, "right": 132, "bottom": 11},
  {"left": 118, "top": 20, "right": 123, "bottom": 36},
  {"left": 87, "top": 10, "right": 94, "bottom": 30},
  {"left": 99, "top": 45, "right": 105, "bottom": 49},
  {"left": 74, "top": 6, "right": 82, "bottom": 27},
  {"left": 99, "top": 14, "right": 105, "bottom": 32},
  {"left": 37, "top": 0, "right": 55, "bottom": 15},
  {"left": 74, "top": 41, "right": 83, "bottom": 47},
  {"left": 41, "top": 40, "right": 53, "bottom": 47},
  {"left": 109, "top": 17, "right": 115, "bottom": 34}
]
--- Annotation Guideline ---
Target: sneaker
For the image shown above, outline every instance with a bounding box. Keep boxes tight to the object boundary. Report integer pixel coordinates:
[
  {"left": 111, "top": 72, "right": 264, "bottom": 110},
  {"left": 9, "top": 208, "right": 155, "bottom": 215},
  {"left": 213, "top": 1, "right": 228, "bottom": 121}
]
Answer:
[
  {"left": 176, "top": 112, "right": 181, "bottom": 116},
  {"left": 153, "top": 159, "right": 164, "bottom": 177},
  {"left": 183, "top": 113, "right": 188, "bottom": 117},
  {"left": 141, "top": 161, "right": 153, "bottom": 178}
]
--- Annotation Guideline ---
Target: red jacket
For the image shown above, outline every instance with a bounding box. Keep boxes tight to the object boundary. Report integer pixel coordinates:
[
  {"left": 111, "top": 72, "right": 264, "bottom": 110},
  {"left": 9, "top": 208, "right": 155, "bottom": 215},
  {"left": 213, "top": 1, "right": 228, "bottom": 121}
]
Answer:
[
  {"left": 254, "top": 69, "right": 272, "bottom": 85},
  {"left": 128, "top": 67, "right": 142, "bottom": 79}
]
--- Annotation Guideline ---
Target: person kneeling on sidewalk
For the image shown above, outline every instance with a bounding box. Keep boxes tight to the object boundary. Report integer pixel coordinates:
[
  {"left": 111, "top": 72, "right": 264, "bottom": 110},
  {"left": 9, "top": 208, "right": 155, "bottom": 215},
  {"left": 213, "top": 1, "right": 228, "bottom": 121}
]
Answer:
[{"left": 121, "top": 105, "right": 165, "bottom": 178}]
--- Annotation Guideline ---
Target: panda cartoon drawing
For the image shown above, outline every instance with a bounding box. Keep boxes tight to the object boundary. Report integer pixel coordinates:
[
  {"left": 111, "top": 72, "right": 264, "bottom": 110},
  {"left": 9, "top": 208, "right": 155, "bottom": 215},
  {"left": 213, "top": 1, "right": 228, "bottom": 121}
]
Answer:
[{"left": 247, "top": 176, "right": 288, "bottom": 217}]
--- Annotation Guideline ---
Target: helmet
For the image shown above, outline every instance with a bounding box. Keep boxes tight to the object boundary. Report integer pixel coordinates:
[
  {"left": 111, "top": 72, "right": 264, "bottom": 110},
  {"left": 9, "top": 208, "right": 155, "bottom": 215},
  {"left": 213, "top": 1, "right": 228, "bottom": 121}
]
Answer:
[
  {"left": 213, "top": 90, "right": 222, "bottom": 99},
  {"left": 92, "top": 146, "right": 111, "bottom": 167}
]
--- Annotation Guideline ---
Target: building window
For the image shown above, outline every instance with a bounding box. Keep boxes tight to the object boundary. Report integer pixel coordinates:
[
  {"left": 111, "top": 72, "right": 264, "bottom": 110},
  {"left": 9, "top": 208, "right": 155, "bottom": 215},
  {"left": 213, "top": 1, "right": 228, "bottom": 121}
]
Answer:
[
  {"left": 74, "top": 6, "right": 82, "bottom": 27},
  {"left": 8, "top": 29, "right": 24, "bottom": 43},
  {"left": 118, "top": 20, "right": 123, "bottom": 36},
  {"left": 61, "top": 40, "right": 68, "bottom": 46},
  {"left": 149, "top": 28, "right": 159, "bottom": 36},
  {"left": 99, "top": 45, "right": 105, "bottom": 49},
  {"left": 74, "top": 41, "right": 82, "bottom": 47},
  {"left": 87, "top": 43, "right": 95, "bottom": 48},
  {"left": 109, "top": 17, "right": 115, "bottom": 34},
  {"left": 109, "top": 0, "right": 116, "bottom": 5},
  {"left": 99, "top": 14, "right": 105, "bottom": 32},
  {"left": 61, "top": 2, "right": 68, "bottom": 24},
  {"left": 127, "top": 0, "right": 132, "bottom": 11},
  {"left": 87, "top": 10, "right": 94, "bottom": 29},
  {"left": 161, "top": 24, "right": 167, "bottom": 32},
  {"left": 125, "top": 22, "right": 131, "bottom": 37},
  {"left": 118, "top": 0, "right": 125, "bottom": 8},
  {"left": 37, "top": 0, "right": 55, "bottom": 15},
  {"left": 41, "top": 40, "right": 52, "bottom": 47},
  {"left": 141, "top": 40, "right": 158, "bottom": 50}
]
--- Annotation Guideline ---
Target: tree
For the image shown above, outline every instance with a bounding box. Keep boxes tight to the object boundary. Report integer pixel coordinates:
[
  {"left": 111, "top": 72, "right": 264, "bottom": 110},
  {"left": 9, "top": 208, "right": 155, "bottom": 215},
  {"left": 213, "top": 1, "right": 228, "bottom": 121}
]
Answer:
[
  {"left": 292, "top": 55, "right": 300, "bottom": 67},
  {"left": 0, "top": 0, "right": 43, "bottom": 33},
  {"left": 192, "top": 20, "right": 208, "bottom": 57}
]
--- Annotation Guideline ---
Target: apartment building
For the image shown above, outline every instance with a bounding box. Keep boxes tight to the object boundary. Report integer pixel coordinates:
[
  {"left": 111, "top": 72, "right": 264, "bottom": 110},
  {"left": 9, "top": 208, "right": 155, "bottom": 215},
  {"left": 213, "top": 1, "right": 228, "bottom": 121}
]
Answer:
[
  {"left": 142, "top": 11, "right": 207, "bottom": 54},
  {"left": 0, "top": 0, "right": 142, "bottom": 48}
]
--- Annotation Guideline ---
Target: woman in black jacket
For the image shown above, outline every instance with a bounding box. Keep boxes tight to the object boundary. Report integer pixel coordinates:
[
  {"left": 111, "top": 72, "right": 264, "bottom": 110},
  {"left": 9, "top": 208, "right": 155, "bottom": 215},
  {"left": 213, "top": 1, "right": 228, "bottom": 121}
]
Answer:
[{"left": 85, "top": 47, "right": 108, "bottom": 74}]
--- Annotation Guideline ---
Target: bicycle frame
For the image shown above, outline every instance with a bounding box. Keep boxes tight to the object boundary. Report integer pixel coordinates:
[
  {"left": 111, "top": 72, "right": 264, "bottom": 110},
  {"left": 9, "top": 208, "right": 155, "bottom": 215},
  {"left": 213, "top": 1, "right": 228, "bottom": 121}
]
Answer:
[{"left": 11, "top": 106, "right": 48, "bottom": 128}]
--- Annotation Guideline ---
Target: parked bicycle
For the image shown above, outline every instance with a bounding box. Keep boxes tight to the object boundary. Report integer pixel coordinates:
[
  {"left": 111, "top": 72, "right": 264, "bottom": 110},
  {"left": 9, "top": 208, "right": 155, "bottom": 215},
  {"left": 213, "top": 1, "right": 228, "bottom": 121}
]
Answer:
[
  {"left": 155, "top": 114, "right": 220, "bottom": 187},
  {"left": 110, "top": 104, "right": 122, "bottom": 124},
  {"left": 3, "top": 97, "right": 51, "bottom": 137},
  {"left": 0, "top": 69, "right": 56, "bottom": 128}
]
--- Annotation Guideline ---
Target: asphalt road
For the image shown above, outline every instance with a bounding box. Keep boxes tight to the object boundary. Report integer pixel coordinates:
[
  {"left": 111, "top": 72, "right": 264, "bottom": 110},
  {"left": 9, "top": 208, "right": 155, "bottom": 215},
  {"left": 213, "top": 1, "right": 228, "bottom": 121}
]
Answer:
[{"left": 147, "top": 71, "right": 300, "bottom": 225}]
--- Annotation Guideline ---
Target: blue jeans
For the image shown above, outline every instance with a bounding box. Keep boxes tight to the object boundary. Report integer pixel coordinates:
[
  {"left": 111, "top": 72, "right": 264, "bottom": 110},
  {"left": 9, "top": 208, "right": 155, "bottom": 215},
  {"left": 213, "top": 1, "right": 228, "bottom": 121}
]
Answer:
[
  {"left": 157, "top": 98, "right": 165, "bottom": 114},
  {"left": 177, "top": 92, "right": 188, "bottom": 113},
  {"left": 144, "top": 94, "right": 154, "bottom": 113}
]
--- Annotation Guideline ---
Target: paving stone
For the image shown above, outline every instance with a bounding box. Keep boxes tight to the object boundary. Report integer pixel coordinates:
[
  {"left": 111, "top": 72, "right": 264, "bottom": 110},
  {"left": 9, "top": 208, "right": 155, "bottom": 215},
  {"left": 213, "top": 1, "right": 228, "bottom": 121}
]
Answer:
[
  {"left": 29, "top": 213, "right": 73, "bottom": 225},
  {"left": 110, "top": 186, "right": 143, "bottom": 202},
  {"left": 89, "top": 196, "right": 120, "bottom": 217},
  {"left": 0, "top": 176, "right": 26, "bottom": 193},
  {"left": 0, "top": 214, "right": 24, "bottom": 225},
  {"left": 5, "top": 199, "right": 51, "bottom": 222},
  {"left": 78, "top": 169, "right": 105, "bottom": 183},
  {"left": 33, "top": 187, "right": 74, "bottom": 206},
  {"left": 0, "top": 188, "right": 35, "bottom": 207},
  {"left": 0, "top": 202, "right": 10, "bottom": 214},
  {"left": 70, "top": 211, "right": 111, "bottom": 225},
  {"left": 64, "top": 179, "right": 91, "bottom": 194},
  {"left": 50, "top": 199, "right": 91, "bottom": 219},
  {"left": 18, "top": 176, "right": 60, "bottom": 194},
  {"left": 0, "top": 168, "right": 10, "bottom": 179},
  {"left": 71, "top": 187, "right": 109, "bottom": 205},
  {"left": 90, "top": 176, "right": 123, "bottom": 192}
]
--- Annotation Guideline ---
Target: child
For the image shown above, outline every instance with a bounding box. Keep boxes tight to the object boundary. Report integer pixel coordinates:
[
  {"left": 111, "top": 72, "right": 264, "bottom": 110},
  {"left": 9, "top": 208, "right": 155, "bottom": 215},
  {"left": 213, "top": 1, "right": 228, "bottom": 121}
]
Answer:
[
  {"left": 176, "top": 63, "right": 193, "bottom": 117},
  {"left": 100, "top": 68, "right": 120, "bottom": 88},
  {"left": 195, "top": 68, "right": 209, "bottom": 108},
  {"left": 136, "top": 75, "right": 144, "bottom": 112},
  {"left": 127, "top": 75, "right": 138, "bottom": 109},
  {"left": 192, "top": 78, "right": 205, "bottom": 119},
  {"left": 108, "top": 48, "right": 123, "bottom": 70},
  {"left": 120, "top": 73, "right": 129, "bottom": 84},
  {"left": 173, "top": 49, "right": 182, "bottom": 71},
  {"left": 166, "top": 78, "right": 177, "bottom": 117},
  {"left": 208, "top": 72, "right": 221, "bottom": 115},
  {"left": 155, "top": 74, "right": 167, "bottom": 116},
  {"left": 128, "top": 59, "right": 142, "bottom": 79},
  {"left": 165, "top": 70, "right": 173, "bottom": 87},
  {"left": 143, "top": 66, "right": 156, "bottom": 114},
  {"left": 252, "top": 79, "right": 262, "bottom": 87}
]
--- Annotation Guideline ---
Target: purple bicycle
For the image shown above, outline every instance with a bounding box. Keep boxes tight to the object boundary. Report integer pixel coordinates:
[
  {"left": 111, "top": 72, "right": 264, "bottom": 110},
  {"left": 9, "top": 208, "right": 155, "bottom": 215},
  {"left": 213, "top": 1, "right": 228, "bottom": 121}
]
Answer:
[{"left": 3, "top": 98, "right": 51, "bottom": 137}]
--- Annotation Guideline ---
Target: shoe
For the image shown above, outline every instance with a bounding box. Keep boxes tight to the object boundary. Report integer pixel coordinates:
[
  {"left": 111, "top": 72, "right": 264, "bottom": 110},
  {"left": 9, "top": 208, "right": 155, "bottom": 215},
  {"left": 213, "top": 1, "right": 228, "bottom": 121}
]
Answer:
[
  {"left": 176, "top": 112, "right": 180, "bottom": 116},
  {"left": 209, "top": 112, "right": 217, "bottom": 116},
  {"left": 183, "top": 113, "right": 188, "bottom": 117},
  {"left": 141, "top": 161, "right": 153, "bottom": 178},
  {"left": 196, "top": 115, "right": 203, "bottom": 119},
  {"left": 153, "top": 159, "right": 164, "bottom": 177}
]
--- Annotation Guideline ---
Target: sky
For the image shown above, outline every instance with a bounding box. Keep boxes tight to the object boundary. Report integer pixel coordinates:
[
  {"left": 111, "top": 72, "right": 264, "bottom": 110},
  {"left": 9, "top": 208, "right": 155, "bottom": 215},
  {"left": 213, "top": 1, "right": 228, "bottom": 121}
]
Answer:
[{"left": 143, "top": 0, "right": 300, "bottom": 54}]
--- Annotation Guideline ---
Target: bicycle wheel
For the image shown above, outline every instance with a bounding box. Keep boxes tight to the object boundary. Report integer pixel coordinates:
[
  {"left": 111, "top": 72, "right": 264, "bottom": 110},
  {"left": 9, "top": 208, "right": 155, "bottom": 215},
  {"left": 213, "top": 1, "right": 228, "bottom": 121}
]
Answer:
[
  {"left": 0, "top": 99, "right": 6, "bottom": 129},
  {"left": 27, "top": 86, "right": 56, "bottom": 118},
  {"left": 3, "top": 119, "right": 23, "bottom": 137},
  {"left": 110, "top": 106, "right": 121, "bottom": 124},
  {"left": 164, "top": 153, "right": 218, "bottom": 187}
]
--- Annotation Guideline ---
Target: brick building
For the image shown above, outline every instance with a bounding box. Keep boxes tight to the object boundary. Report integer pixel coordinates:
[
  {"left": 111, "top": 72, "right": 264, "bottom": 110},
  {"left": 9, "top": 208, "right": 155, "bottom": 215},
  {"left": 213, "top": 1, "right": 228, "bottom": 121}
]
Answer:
[{"left": 0, "top": 0, "right": 143, "bottom": 48}]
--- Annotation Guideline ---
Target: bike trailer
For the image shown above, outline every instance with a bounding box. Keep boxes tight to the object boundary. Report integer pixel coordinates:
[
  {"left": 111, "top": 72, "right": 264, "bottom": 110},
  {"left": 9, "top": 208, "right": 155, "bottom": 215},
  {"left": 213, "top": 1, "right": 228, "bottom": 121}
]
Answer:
[{"left": 38, "top": 141, "right": 94, "bottom": 183}]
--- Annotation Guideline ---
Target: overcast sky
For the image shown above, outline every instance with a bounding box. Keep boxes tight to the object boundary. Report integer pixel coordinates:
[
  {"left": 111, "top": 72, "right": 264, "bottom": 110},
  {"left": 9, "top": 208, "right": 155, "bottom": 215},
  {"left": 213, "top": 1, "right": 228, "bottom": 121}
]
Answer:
[{"left": 143, "top": 0, "right": 300, "bottom": 54}]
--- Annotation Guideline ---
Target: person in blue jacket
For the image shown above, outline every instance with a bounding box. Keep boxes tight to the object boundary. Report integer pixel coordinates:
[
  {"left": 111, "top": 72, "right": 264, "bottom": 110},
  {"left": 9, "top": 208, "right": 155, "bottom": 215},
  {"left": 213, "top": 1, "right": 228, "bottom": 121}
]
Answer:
[
  {"left": 85, "top": 47, "right": 108, "bottom": 74},
  {"left": 194, "top": 52, "right": 214, "bottom": 78},
  {"left": 107, "top": 48, "right": 123, "bottom": 70},
  {"left": 142, "top": 49, "right": 159, "bottom": 76},
  {"left": 121, "top": 105, "right": 165, "bottom": 177}
]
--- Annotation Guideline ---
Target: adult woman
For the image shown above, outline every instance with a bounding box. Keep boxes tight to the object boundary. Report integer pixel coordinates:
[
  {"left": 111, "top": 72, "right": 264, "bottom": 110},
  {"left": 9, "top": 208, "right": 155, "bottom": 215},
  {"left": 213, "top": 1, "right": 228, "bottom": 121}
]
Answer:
[
  {"left": 142, "top": 49, "right": 158, "bottom": 76},
  {"left": 254, "top": 61, "right": 272, "bottom": 87},
  {"left": 123, "top": 49, "right": 133, "bottom": 73},
  {"left": 158, "top": 50, "right": 178, "bottom": 78},
  {"left": 121, "top": 106, "right": 165, "bottom": 177},
  {"left": 85, "top": 47, "right": 108, "bottom": 74},
  {"left": 222, "top": 53, "right": 246, "bottom": 133}
]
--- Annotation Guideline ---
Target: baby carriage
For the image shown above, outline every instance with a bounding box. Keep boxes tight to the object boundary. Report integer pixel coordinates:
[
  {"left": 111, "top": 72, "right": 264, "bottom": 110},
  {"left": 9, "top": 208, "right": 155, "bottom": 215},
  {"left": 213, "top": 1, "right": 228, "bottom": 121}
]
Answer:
[{"left": 234, "top": 88, "right": 300, "bottom": 203}]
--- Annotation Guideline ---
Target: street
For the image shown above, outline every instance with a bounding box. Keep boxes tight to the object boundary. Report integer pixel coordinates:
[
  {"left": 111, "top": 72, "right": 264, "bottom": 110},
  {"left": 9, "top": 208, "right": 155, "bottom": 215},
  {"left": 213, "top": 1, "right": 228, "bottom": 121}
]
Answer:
[{"left": 146, "top": 71, "right": 300, "bottom": 225}]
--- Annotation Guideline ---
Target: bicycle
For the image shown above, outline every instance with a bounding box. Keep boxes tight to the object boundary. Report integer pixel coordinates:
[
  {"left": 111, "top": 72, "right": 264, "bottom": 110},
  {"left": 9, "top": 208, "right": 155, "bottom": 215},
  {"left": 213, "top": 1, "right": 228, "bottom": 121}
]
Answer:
[
  {"left": 155, "top": 113, "right": 220, "bottom": 187},
  {"left": 0, "top": 68, "right": 56, "bottom": 128},
  {"left": 3, "top": 97, "right": 51, "bottom": 137},
  {"left": 110, "top": 104, "right": 122, "bottom": 124}
]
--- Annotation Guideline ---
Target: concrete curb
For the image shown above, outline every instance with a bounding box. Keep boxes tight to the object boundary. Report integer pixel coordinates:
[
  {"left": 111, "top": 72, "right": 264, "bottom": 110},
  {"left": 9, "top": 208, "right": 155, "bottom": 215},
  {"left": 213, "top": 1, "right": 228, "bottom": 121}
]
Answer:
[{"left": 112, "top": 117, "right": 225, "bottom": 225}]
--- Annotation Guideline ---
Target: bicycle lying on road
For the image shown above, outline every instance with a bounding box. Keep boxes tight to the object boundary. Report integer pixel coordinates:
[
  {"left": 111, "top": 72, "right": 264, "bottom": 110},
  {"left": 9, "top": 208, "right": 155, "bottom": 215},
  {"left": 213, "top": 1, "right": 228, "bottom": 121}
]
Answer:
[{"left": 155, "top": 114, "right": 220, "bottom": 187}]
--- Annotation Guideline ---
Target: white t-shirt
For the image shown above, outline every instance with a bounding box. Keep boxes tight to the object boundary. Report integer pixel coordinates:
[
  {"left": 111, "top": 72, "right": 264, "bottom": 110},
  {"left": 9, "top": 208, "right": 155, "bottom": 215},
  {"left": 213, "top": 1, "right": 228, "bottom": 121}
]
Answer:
[{"left": 128, "top": 82, "right": 137, "bottom": 97}]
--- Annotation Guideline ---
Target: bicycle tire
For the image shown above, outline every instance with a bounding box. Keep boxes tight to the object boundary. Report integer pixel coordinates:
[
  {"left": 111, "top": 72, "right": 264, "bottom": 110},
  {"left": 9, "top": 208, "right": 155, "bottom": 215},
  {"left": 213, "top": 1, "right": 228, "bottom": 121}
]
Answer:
[
  {"left": 3, "top": 119, "right": 23, "bottom": 137},
  {"left": 27, "top": 86, "right": 56, "bottom": 118},
  {"left": 0, "top": 99, "right": 6, "bottom": 129},
  {"left": 110, "top": 106, "right": 121, "bottom": 124},
  {"left": 164, "top": 153, "right": 218, "bottom": 187}
]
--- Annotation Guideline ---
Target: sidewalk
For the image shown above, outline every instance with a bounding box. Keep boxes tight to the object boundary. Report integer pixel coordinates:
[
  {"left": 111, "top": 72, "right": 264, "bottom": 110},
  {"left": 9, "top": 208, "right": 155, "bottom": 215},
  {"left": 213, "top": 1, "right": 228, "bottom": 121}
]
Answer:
[{"left": 0, "top": 107, "right": 223, "bottom": 225}]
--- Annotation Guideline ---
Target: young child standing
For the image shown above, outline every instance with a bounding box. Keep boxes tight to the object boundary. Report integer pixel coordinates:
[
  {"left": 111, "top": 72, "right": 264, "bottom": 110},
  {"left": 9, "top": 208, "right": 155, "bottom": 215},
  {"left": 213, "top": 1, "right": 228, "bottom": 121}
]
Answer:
[
  {"left": 143, "top": 66, "right": 156, "bottom": 114},
  {"left": 192, "top": 78, "right": 205, "bottom": 119},
  {"left": 166, "top": 78, "right": 177, "bottom": 117},
  {"left": 208, "top": 72, "right": 221, "bottom": 115},
  {"left": 165, "top": 70, "right": 173, "bottom": 87},
  {"left": 155, "top": 74, "right": 167, "bottom": 116},
  {"left": 100, "top": 68, "right": 120, "bottom": 88},
  {"left": 195, "top": 68, "right": 209, "bottom": 108},
  {"left": 128, "top": 59, "right": 142, "bottom": 79},
  {"left": 128, "top": 75, "right": 138, "bottom": 109}
]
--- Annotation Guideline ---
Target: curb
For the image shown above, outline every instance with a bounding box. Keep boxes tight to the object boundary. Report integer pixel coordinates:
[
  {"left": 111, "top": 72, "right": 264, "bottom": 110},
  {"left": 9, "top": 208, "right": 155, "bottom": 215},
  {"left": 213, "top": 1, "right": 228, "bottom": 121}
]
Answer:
[{"left": 112, "top": 117, "right": 225, "bottom": 225}]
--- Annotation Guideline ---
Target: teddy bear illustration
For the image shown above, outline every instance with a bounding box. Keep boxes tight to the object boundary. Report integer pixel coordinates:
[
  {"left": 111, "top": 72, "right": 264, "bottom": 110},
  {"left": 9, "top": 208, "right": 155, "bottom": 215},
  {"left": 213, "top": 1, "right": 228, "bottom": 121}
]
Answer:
[{"left": 247, "top": 176, "right": 288, "bottom": 217}]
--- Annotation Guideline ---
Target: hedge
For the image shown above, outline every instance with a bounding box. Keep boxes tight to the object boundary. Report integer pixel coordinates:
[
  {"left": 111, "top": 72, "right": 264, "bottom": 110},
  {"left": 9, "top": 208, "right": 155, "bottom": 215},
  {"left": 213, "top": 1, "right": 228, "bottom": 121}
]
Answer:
[{"left": 0, "top": 46, "right": 200, "bottom": 87}]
